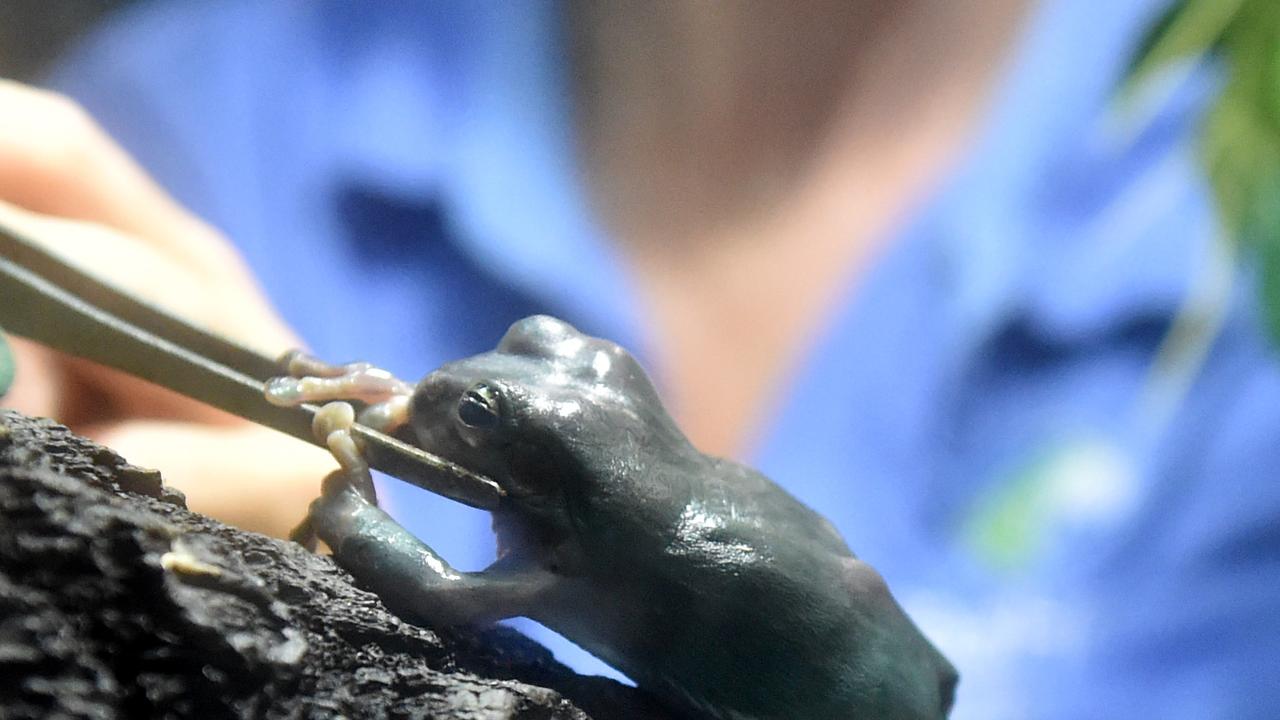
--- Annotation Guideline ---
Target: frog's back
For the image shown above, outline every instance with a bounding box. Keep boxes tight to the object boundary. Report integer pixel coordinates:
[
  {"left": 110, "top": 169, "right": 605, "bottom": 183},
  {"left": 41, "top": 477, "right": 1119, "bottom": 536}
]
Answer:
[{"left": 614, "top": 459, "right": 958, "bottom": 719}]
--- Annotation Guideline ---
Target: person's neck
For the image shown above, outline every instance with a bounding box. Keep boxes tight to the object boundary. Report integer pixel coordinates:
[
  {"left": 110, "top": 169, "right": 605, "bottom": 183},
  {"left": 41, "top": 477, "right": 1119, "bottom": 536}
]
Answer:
[
  {"left": 569, "top": 0, "right": 1029, "bottom": 247},
  {"left": 566, "top": 1, "right": 1031, "bottom": 458}
]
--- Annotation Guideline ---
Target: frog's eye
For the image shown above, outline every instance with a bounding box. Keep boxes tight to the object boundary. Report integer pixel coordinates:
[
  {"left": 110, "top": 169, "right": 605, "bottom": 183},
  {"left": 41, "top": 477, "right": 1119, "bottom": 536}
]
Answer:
[{"left": 457, "top": 382, "right": 502, "bottom": 430}]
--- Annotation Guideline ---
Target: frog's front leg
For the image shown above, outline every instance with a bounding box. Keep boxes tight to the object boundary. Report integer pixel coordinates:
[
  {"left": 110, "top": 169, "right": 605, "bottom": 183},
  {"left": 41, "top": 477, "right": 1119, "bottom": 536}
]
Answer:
[
  {"left": 301, "top": 403, "right": 555, "bottom": 626},
  {"left": 268, "top": 358, "right": 556, "bottom": 627},
  {"left": 264, "top": 351, "right": 413, "bottom": 549}
]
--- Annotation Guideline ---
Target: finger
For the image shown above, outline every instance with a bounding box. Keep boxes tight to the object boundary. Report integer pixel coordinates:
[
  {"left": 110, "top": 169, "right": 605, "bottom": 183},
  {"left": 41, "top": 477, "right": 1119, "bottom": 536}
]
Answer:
[
  {"left": 0, "top": 82, "right": 297, "bottom": 352},
  {"left": 3, "top": 339, "right": 61, "bottom": 418},
  {"left": 88, "top": 420, "right": 335, "bottom": 538},
  {"left": 0, "top": 200, "right": 291, "bottom": 354},
  {"left": 0, "top": 202, "right": 281, "bottom": 426},
  {"left": 0, "top": 80, "right": 233, "bottom": 269}
]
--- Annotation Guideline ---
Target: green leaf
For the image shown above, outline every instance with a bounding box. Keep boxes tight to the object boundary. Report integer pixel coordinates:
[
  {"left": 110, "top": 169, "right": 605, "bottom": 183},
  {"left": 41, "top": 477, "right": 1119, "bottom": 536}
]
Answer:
[
  {"left": 1128, "top": 0, "right": 1280, "bottom": 340},
  {"left": 1126, "top": 0, "right": 1242, "bottom": 87}
]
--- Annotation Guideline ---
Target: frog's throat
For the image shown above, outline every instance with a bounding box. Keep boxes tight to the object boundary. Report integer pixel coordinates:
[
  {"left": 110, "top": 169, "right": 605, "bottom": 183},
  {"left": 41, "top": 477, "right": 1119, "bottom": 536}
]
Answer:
[{"left": 490, "top": 504, "right": 567, "bottom": 568}]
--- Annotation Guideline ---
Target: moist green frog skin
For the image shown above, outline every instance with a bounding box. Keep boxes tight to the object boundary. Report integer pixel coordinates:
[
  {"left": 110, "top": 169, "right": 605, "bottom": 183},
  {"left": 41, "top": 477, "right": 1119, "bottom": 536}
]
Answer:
[{"left": 268, "top": 315, "right": 957, "bottom": 719}]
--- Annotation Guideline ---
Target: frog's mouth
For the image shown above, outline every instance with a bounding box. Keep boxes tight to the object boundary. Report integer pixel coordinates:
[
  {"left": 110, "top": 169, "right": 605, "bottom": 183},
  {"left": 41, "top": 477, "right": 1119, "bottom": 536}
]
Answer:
[{"left": 407, "top": 421, "right": 509, "bottom": 502}]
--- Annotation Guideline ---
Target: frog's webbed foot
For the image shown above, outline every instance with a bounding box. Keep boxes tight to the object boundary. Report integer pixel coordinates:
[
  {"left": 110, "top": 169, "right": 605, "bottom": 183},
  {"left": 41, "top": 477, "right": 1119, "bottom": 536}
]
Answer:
[{"left": 265, "top": 350, "right": 414, "bottom": 434}]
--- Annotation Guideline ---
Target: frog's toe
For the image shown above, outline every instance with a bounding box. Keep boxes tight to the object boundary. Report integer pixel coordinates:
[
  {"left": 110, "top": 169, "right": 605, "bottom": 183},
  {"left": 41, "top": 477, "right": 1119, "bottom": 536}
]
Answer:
[
  {"left": 356, "top": 394, "right": 412, "bottom": 435},
  {"left": 264, "top": 372, "right": 410, "bottom": 408},
  {"left": 289, "top": 515, "right": 319, "bottom": 552},
  {"left": 318, "top": 462, "right": 377, "bottom": 504},
  {"left": 264, "top": 351, "right": 414, "bottom": 437},
  {"left": 278, "top": 349, "right": 360, "bottom": 378},
  {"left": 313, "top": 402, "right": 379, "bottom": 504},
  {"left": 263, "top": 375, "right": 307, "bottom": 405}
]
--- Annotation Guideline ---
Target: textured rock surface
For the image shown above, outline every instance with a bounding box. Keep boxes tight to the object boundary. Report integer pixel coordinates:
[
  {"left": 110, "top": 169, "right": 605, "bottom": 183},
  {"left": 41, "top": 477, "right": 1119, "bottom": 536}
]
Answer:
[{"left": 0, "top": 410, "right": 676, "bottom": 720}]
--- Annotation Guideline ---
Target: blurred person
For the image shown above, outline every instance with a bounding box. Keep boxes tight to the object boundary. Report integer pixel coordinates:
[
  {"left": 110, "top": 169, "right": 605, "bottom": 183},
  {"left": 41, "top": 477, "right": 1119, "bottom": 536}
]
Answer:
[{"left": 1, "top": 1, "right": 1277, "bottom": 718}]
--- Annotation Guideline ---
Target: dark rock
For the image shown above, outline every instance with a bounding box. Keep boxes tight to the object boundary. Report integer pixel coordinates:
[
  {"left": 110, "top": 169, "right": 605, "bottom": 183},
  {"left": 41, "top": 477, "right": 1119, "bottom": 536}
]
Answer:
[{"left": 0, "top": 410, "right": 676, "bottom": 720}]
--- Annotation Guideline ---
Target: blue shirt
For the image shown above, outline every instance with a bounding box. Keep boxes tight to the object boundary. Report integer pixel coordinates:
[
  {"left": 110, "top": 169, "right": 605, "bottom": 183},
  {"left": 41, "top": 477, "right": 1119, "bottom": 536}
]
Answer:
[{"left": 53, "top": 1, "right": 1280, "bottom": 717}]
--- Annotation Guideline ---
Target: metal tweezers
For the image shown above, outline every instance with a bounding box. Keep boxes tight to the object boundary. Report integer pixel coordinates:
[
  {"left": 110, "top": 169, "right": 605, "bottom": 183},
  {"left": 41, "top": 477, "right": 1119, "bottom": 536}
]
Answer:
[{"left": 0, "top": 214, "right": 503, "bottom": 511}]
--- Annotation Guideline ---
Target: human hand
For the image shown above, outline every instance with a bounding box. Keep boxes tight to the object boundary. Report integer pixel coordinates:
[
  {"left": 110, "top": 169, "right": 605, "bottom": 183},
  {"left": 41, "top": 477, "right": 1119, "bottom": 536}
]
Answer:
[{"left": 0, "top": 80, "right": 335, "bottom": 536}]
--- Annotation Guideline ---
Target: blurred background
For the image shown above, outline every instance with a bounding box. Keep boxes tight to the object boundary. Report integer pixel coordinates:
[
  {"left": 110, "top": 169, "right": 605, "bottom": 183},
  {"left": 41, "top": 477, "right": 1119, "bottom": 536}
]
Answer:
[
  {"left": 0, "top": 1, "right": 129, "bottom": 80},
  {"left": 2, "top": 2, "right": 1278, "bottom": 719}
]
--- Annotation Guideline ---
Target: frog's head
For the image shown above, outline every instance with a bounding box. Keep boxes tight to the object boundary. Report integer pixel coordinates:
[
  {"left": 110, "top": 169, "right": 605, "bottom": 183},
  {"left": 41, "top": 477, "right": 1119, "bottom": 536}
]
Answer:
[{"left": 409, "top": 316, "right": 689, "bottom": 551}]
